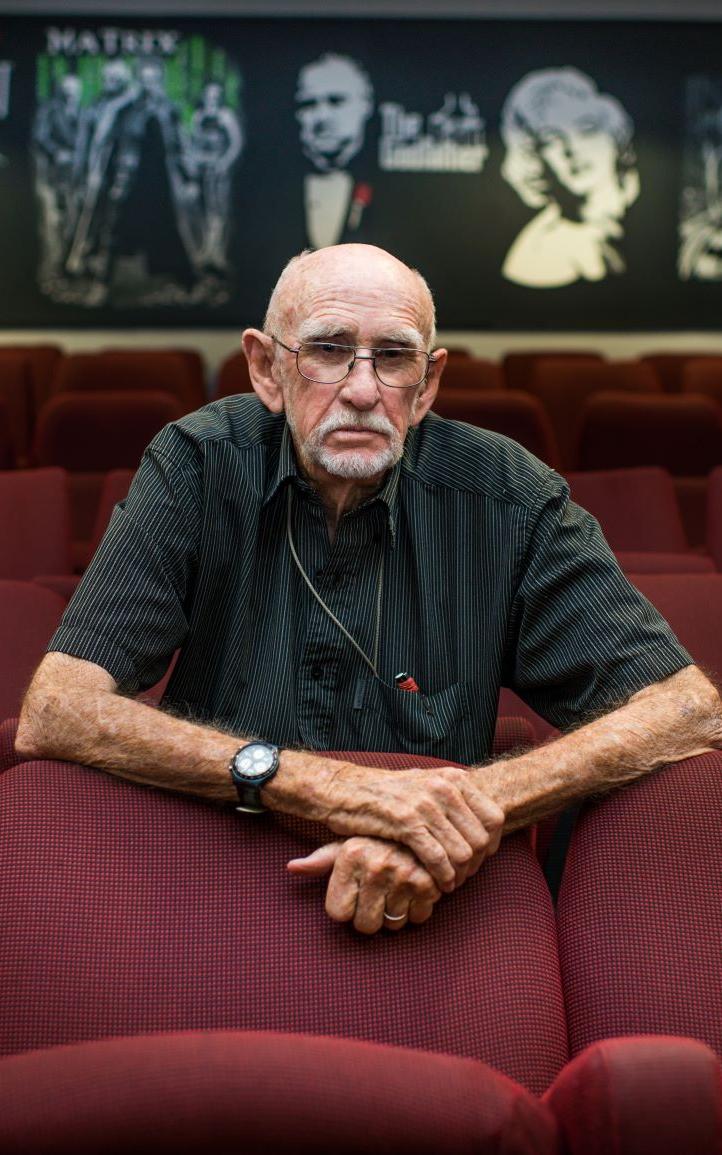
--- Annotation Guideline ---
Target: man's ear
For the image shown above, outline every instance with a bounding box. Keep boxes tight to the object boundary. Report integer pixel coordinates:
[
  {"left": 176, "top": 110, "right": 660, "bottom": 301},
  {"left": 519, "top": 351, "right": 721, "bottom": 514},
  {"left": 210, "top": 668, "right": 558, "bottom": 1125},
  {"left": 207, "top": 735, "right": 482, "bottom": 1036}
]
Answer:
[
  {"left": 410, "top": 348, "right": 446, "bottom": 426},
  {"left": 241, "top": 329, "right": 285, "bottom": 414}
]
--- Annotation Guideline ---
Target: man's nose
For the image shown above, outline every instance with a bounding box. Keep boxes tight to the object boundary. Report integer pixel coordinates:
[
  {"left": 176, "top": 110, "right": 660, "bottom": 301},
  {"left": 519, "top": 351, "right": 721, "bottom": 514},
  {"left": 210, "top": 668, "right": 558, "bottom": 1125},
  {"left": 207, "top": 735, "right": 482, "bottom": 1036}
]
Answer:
[{"left": 338, "top": 354, "right": 381, "bottom": 408}]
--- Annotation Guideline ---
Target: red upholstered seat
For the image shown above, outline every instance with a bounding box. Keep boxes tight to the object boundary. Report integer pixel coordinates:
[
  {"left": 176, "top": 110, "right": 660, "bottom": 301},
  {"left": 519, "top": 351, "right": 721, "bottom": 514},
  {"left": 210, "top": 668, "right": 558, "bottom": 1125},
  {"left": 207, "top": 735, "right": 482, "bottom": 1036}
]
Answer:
[
  {"left": 440, "top": 356, "right": 503, "bottom": 391},
  {"left": 214, "top": 349, "right": 253, "bottom": 398},
  {"left": 578, "top": 392, "right": 722, "bottom": 475},
  {"left": 34, "top": 392, "right": 184, "bottom": 555},
  {"left": 528, "top": 360, "right": 660, "bottom": 470},
  {"left": 432, "top": 389, "right": 561, "bottom": 468},
  {"left": 0, "top": 352, "right": 35, "bottom": 466},
  {"left": 566, "top": 467, "right": 688, "bottom": 552},
  {"left": 0, "top": 716, "right": 20, "bottom": 772},
  {"left": 0, "top": 581, "right": 66, "bottom": 721},
  {"left": 502, "top": 350, "right": 603, "bottom": 392},
  {"left": 626, "top": 572, "right": 722, "bottom": 680},
  {"left": 641, "top": 351, "right": 721, "bottom": 392},
  {"left": 614, "top": 549, "right": 715, "bottom": 574},
  {"left": 0, "top": 1031, "right": 558, "bottom": 1155},
  {"left": 0, "top": 343, "right": 62, "bottom": 406},
  {"left": 52, "top": 350, "right": 205, "bottom": 413},
  {"left": 556, "top": 752, "right": 722, "bottom": 1062},
  {"left": 706, "top": 466, "right": 722, "bottom": 570},
  {"left": 0, "top": 754, "right": 567, "bottom": 1093},
  {"left": 0, "top": 467, "right": 72, "bottom": 580},
  {"left": 545, "top": 1036, "right": 722, "bottom": 1155}
]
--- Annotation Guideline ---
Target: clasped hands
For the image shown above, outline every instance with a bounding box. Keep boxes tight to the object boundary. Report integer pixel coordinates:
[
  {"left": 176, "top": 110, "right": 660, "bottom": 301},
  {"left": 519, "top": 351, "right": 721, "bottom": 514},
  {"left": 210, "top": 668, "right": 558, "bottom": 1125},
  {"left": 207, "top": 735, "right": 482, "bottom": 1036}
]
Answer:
[{"left": 287, "top": 764, "right": 505, "bottom": 935}]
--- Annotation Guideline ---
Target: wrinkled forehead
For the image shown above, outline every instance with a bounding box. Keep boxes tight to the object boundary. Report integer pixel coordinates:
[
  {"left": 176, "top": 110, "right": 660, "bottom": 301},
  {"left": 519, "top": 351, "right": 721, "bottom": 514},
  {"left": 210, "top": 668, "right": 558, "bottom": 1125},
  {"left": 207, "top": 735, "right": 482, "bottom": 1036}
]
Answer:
[{"left": 287, "top": 259, "right": 430, "bottom": 343}]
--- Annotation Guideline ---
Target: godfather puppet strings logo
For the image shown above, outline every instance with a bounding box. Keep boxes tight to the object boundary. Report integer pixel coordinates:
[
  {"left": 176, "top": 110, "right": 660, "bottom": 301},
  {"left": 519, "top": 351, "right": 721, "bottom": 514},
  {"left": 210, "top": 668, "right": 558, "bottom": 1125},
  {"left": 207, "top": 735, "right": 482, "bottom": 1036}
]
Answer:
[{"left": 32, "top": 26, "right": 243, "bottom": 308}]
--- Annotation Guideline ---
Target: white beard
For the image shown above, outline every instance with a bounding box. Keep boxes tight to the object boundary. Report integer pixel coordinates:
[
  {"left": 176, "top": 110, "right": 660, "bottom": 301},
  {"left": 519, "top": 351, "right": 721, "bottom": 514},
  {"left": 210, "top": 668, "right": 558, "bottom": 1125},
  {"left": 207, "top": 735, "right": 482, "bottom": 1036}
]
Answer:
[{"left": 288, "top": 407, "right": 406, "bottom": 479}]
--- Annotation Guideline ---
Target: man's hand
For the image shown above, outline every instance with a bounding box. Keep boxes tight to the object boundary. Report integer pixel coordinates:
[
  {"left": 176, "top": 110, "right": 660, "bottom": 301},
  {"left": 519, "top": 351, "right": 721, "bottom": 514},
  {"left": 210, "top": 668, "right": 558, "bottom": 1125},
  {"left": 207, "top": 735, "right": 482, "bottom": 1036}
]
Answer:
[
  {"left": 300, "top": 765, "right": 506, "bottom": 893},
  {"left": 288, "top": 837, "right": 443, "bottom": 934}
]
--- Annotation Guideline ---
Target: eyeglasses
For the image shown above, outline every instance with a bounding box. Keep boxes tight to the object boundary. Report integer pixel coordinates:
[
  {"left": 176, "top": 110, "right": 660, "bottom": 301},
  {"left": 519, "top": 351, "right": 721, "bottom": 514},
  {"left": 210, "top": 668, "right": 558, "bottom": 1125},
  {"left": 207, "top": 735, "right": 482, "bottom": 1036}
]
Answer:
[{"left": 273, "top": 337, "right": 436, "bottom": 390}]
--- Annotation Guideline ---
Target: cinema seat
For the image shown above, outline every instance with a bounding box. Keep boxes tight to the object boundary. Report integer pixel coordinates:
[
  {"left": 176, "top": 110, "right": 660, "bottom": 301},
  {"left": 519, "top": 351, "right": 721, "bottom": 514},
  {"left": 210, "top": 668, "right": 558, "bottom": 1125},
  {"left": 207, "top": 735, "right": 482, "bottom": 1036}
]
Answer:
[
  {"left": 0, "top": 467, "right": 72, "bottom": 580},
  {"left": 502, "top": 350, "right": 603, "bottom": 392},
  {"left": 528, "top": 360, "right": 660, "bottom": 470},
  {"left": 578, "top": 392, "right": 722, "bottom": 474},
  {"left": 681, "top": 356, "right": 722, "bottom": 405},
  {"left": 214, "top": 350, "right": 253, "bottom": 398},
  {"left": 0, "top": 351, "right": 35, "bottom": 466},
  {"left": 52, "top": 350, "right": 205, "bottom": 413},
  {"left": 0, "top": 580, "right": 66, "bottom": 721},
  {"left": 641, "top": 351, "right": 720, "bottom": 392},
  {"left": 0, "top": 1031, "right": 558, "bottom": 1155},
  {"left": 627, "top": 572, "right": 722, "bottom": 679},
  {"left": 432, "top": 389, "right": 561, "bottom": 468},
  {"left": 566, "top": 468, "right": 688, "bottom": 553},
  {"left": 0, "top": 750, "right": 567, "bottom": 1094},
  {"left": 556, "top": 751, "right": 722, "bottom": 1064},
  {"left": 34, "top": 392, "right": 184, "bottom": 563},
  {"left": 440, "top": 356, "right": 503, "bottom": 390}
]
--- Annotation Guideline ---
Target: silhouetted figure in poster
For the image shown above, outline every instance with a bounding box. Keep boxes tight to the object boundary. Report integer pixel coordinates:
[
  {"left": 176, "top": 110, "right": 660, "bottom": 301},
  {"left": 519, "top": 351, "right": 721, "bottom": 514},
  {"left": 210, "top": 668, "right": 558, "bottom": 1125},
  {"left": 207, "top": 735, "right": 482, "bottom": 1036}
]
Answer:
[
  {"left": 33, "top": 74, "right": 88, "bottom": 287},
  {"left": 186, "top": 82, "right": 243, "bottom": 273}
]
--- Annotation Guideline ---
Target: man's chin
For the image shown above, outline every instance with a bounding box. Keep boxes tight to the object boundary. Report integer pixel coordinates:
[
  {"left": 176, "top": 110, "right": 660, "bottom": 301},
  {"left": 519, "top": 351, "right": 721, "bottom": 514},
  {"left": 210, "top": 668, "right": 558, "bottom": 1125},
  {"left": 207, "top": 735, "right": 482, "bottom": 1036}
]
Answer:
[{"left": 316, "top": 448, "right": 397, "bottom": 481}]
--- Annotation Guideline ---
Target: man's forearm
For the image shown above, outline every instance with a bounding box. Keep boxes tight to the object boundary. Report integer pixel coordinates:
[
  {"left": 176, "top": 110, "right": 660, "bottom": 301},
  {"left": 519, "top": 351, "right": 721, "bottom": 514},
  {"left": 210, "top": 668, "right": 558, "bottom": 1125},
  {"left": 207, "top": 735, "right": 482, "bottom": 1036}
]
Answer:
[{"left": 474, "top": 665, "right": 722, "bottom": 832}]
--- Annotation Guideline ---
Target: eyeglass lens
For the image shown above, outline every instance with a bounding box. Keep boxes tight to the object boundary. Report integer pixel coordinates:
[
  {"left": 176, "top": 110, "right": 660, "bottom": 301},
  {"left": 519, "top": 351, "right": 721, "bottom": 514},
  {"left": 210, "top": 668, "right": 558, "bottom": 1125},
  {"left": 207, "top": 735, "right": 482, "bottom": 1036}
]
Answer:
[{"left": 297, "top": 343, "right": 427, "bottom": 388}]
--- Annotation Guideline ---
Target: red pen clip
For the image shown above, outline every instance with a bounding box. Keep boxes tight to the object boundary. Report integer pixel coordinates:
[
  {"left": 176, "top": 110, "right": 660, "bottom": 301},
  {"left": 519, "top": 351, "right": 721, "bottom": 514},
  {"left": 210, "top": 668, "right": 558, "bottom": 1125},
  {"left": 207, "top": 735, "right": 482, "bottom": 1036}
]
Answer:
[{"left": 395, "top": 671, "right": 420, "bottom": 693}]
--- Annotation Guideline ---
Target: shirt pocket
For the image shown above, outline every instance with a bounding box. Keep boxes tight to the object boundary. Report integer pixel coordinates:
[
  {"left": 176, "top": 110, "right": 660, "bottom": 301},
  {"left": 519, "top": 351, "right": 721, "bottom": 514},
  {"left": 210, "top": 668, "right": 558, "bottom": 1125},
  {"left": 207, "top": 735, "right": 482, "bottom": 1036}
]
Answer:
[{"left": 369, "top": 678, "right": 472, "bottom": 760}]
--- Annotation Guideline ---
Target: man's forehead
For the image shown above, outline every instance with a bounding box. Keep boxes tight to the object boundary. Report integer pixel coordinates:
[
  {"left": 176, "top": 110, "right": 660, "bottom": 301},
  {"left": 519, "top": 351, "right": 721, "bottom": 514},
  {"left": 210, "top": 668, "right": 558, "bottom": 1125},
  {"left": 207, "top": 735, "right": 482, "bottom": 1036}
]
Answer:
[{"left": 297, "top": 62, "right": 365, "bottom": 100}]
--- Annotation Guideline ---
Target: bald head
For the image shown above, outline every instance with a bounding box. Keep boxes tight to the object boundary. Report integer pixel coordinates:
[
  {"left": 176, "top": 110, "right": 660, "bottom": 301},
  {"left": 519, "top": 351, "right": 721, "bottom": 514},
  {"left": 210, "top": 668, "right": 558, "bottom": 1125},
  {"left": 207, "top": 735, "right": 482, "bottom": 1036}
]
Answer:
[{"left": 264, "top": 245, "right": 437, "bottom": 351}]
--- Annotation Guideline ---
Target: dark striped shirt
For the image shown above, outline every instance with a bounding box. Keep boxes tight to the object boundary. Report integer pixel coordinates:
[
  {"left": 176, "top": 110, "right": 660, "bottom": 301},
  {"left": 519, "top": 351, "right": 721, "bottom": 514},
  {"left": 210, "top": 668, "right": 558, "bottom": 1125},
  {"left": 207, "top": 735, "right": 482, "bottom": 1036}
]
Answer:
[{"left": 49, "top": 395, "right": 692, "bottom": 764}]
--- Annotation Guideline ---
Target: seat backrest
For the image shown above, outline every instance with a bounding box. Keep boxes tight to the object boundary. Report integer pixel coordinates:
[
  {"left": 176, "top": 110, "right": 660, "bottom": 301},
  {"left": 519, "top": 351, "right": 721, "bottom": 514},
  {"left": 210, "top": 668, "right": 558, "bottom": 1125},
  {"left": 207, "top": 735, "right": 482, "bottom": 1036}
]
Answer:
[
  {"left": 440, "top": 357, "right": 503, "bottom": 391},
  {"left": 566, "top": 467, "right": 688, "bottom": 552},
  {"left": 626, "top": 572, "right": 722, "bottom": 679},
  {"left": 502, "top": 350, "right": 603, "bottom": 391},
  {"left": 529, "top": 361, "right": 660, "bottom": 470},
  {"left": 433, "top": 389, "right": 561, "bottom": 468},
  {"left": 706, "top": 465, "right": 722, "bottom": 570},
  {"left": 0, "top": 352, "right": 34, "bottom": 465},
  {"left": 89, "top": 468, "right": 136, "bottom": 554},
  {"left": 640, "top": 352, "right": 719, "bottom": 393},
  {"left": 0, "top": 344, "right": 62, "bottom": 411},
  {"left": 215, "top": 350, "right": 253, "bottom": 398},
  {"left": 0, "top": 750, "right": 568, "bottom": 1093},
  {"left": 557, "top": 751, "right": 722, "bottom": 1062},
  {"left": 53, "top": 351, "right": 204, "bottom": 412},
  {"left": 0, "top": 467, "right": 71, "bottom": 579},
  {"left": 681, "top": 357, "right": 722, "bottom": 402},
  {"left": 578, "top": 392, "right": 722, "bottom": 475},
  {"left": 0, "top": 580, "right": 66, "bottom": 721},
  {"left": 35, "top": 391, "right": 185, "bottom": 472}
]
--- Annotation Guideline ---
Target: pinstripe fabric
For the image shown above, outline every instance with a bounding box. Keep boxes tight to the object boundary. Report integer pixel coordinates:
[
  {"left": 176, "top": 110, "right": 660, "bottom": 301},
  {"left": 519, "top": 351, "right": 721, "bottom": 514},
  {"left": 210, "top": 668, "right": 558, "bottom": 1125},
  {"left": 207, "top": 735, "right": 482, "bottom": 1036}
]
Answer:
[{"left": 49, "top": 395, "right": 692, "bottom": 764}]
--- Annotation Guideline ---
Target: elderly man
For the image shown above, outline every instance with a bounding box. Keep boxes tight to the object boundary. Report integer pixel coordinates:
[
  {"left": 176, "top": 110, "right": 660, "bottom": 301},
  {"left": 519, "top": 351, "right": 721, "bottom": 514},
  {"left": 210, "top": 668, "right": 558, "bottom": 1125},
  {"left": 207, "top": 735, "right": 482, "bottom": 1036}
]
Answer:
[{"left": 18, "top": 244, "right": 721, "bottom": 935}]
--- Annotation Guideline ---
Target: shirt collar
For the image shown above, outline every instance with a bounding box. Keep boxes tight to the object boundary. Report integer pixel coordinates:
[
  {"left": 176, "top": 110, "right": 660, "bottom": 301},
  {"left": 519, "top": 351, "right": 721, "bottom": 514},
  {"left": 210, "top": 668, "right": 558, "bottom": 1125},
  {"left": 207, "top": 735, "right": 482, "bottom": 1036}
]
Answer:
[{"left": 263, "top": 421, "right": 403, "bottom": 547}]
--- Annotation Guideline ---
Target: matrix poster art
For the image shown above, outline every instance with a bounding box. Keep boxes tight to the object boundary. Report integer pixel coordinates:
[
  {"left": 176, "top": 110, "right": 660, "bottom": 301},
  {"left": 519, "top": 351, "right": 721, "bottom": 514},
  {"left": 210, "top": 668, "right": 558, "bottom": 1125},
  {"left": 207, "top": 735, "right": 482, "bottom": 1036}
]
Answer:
[{"left": 0, "top": 16, "right": 720, "bottom": 329}]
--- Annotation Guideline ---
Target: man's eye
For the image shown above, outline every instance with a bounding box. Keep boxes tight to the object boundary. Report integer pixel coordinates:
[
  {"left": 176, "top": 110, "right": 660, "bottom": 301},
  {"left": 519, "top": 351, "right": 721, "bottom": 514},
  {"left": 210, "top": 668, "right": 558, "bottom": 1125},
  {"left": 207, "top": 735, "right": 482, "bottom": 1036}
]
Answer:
[{"left": 377, "top": 348, "right": 409, "bottom": 362}]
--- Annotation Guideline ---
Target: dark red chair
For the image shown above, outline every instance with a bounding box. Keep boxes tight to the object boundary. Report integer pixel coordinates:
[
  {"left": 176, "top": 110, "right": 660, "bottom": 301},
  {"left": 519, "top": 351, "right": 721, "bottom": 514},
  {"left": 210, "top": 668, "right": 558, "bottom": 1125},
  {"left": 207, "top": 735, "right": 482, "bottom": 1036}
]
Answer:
[
  {"left": 578, "top": 392, "right": 722, "bottom": 475},
  {"left": 433, "top": 389, "right": 561, "bottom": 468},
  {"left": 0, "top": 580, "right": 66, "bottom": 721},
  {"left": 52, "top": 350, "right": 205, "bottom": 413},
  {"left": 614, "top": 550, "right": 714, "bottom": 574},
  {"left": 556, "top": 752, "right": 722, "bottom": 1064},
  {"left": 0, "top": 1030, "right": 558, "bottom": 1155},
  {"left": 440, "top": 356, "right": 503, "bottom": 391},
  {"left": 706, "top": 466, "right": 722, "bottom": 570},
  {"left": 502, "top": 350, "right": 603, "bottom": 392},
  {"left": 641, "top": 351, "right": 721, "bottom": 393},
  {"left": 529, "top": 360, "right": 660, "bottom": 470},
  {"left": 0, "top": 468, "right": 72, "bottom": 580},
  {"left": 0, "top": 344, "right": 63, "bottom": 451},
  {"left": 681, "top": 357, "right": 722, "bottom": 407},
  {"left": 566, "top": 467, "right": 688, "bottom": 553},
  {"left": 626, "top": 573, "right": 722, "bottom": 680},
  {"left": 34, "top": 392, "right": 184, "bottom": 561},
  {"left": 214, "top": 350, "right": 253, "bottom": 398},
  {"left": 0, "top": 751, "right": 568, "bottom": 1094},
  {"left": 0, "top": 352, "right": 35, "bottom": 466}
]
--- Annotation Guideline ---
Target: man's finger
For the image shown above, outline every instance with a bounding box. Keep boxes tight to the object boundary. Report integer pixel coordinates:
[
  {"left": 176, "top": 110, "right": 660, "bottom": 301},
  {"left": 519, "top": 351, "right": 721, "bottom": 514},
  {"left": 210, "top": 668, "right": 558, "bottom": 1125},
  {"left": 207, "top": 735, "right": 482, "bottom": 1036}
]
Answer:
[
  {"left": 287, "top": 841, "right": 344, "bottom": 875},
  {"left": 353, "top": 876, "right": 388, "bottom": 935},
  {"left": 407, "top": 899, "right": 435, "bottom": 925},
  {"left": 325, "top": 851, "right": 360, "bottom": 923}
]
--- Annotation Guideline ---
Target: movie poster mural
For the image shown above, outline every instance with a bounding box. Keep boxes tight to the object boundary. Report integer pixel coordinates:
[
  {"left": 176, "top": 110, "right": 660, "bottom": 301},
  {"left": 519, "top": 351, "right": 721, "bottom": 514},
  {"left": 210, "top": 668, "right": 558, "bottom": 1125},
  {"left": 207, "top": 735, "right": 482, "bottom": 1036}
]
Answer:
[{"left": 0, "top": 16, "right": 720, "bottom": 329}]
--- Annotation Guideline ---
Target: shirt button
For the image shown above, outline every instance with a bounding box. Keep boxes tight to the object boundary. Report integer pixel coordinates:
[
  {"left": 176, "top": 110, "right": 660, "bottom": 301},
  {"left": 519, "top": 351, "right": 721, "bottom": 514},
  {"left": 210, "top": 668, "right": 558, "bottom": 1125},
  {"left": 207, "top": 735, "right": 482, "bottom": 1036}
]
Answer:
[
  {"left": 332, "top": 572, "right": 344, "bottom": 586},
  {"left": 310, "top": 664, "right": 323, "bottom": 680}
]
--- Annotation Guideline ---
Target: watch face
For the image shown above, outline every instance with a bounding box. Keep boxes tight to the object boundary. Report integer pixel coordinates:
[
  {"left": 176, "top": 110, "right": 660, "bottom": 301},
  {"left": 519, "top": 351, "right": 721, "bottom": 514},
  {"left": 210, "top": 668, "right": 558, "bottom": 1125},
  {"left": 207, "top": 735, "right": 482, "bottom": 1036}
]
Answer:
[{"left": 236, "top": 744, "right": 276, "bottom": 779}]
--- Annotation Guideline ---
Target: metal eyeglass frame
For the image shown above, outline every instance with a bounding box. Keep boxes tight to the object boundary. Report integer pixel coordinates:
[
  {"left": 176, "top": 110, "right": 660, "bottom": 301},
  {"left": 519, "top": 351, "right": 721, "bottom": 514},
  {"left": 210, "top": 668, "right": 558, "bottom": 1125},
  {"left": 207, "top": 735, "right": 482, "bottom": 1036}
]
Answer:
[{"left": 272, "top": 336, "right": 437, "bottom": 390}]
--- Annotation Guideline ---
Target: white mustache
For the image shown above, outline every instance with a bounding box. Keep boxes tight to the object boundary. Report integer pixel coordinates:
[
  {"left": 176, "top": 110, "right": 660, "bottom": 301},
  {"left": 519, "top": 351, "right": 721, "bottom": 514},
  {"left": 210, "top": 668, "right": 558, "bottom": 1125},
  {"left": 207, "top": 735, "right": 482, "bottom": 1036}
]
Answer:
[{"left": 311, "top": 410, "right": 397, "bottom": 443}]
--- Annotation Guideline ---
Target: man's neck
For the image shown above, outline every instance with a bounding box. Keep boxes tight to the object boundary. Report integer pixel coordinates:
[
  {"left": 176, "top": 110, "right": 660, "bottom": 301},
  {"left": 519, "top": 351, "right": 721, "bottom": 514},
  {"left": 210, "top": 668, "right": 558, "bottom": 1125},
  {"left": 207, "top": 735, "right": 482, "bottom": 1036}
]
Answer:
[{"left": 298, "top": 459, "right": 387, "bottom": 544}]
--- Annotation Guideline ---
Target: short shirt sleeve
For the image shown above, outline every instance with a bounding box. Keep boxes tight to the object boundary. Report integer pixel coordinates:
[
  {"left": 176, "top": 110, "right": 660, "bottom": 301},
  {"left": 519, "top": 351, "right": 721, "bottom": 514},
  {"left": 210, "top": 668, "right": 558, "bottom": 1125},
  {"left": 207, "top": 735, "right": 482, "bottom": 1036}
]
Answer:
[
  {"left": 504, "top": 474, "right": 693, "bottom": 729},
  {"left": 47, "top": 431, "right": 202, "bottom": 693}
]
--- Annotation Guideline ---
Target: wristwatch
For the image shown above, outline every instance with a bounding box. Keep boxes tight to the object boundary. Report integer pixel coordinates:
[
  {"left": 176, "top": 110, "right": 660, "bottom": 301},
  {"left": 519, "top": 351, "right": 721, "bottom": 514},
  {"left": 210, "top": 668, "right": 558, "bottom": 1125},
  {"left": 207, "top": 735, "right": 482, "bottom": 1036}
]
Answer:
[{"left": 229, "top": 741, "right": 281, "bottom": 814}]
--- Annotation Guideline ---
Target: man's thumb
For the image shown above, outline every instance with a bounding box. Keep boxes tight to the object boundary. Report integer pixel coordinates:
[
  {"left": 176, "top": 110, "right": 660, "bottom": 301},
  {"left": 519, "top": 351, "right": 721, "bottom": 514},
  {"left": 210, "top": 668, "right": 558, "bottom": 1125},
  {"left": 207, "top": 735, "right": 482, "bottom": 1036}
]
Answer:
[{"left": 287, "top": 842, "right": 343, "bottom": 876}]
